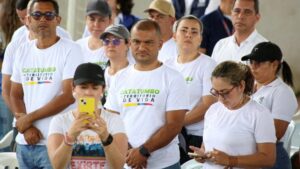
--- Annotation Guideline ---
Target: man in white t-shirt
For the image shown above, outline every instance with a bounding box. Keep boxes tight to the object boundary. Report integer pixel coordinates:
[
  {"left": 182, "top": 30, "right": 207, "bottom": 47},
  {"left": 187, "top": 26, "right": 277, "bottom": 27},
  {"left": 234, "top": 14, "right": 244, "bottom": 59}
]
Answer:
[
  {"left": 2, "top": 0, "right": 71, "bottom": 116},
  {"left": 211, "top": 0, "right": 267, "bottom": 63},
  {"left": 105, "top": 19, "right": 189, "bottom": 169},
  {"left": 9, "top": 0, "right": 82, "bottom": 168},
  {"left": 144, "top": 0, "right": 178, "bottom": 63},
  {"left": 1, "top": 0, "right": 71, "bottom": 152}
]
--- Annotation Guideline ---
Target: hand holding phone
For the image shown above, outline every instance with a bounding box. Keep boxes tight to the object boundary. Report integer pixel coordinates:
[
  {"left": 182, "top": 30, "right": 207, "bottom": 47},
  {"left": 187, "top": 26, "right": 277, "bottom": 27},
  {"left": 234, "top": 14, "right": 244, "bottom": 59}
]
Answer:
[
  {"left": 188, "top": 152, "right": 201, "bottom": 158},
  {"left": 188, "top": 152, "right": 210, "bottom": 160}
]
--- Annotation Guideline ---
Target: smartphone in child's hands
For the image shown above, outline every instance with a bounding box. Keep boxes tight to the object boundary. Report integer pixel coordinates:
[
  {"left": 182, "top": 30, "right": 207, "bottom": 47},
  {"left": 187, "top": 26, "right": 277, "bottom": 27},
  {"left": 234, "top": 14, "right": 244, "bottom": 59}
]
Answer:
[{"left": 78, "top": 97, "right": 95, "bottom": 123}]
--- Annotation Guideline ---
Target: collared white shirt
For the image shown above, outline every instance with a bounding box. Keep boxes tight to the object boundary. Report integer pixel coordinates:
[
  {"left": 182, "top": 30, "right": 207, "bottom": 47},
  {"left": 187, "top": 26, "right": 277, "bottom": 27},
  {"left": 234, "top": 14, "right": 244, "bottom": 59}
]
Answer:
[
  {"left": 252, "top": 78, "right": 298, "bottom": 123},
  {"left": 252, "top": 77, "right": 298, "bottom": 142},
  {"left": 211, "top": 29, "right": 267, "bottom": 63}
]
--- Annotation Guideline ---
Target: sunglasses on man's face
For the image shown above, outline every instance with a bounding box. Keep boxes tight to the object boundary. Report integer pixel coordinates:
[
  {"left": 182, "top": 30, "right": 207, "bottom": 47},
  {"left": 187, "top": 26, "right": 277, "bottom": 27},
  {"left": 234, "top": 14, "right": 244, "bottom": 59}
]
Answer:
[
  {"left": 102, "top": 38, "right": 122, "bottom": 46},
  {"left": 30, "top": 11, "right": 57, "bottom": 21}
]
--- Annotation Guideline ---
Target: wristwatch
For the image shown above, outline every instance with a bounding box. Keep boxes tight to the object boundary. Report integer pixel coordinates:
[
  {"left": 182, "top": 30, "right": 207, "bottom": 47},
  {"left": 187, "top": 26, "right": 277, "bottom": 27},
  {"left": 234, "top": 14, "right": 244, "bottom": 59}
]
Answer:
[
  {"left": 102, "top": 134, "right": 113, "bottom": 146},
  {"left": 139, "top": 145, "right": 150, "bottom": 158}
]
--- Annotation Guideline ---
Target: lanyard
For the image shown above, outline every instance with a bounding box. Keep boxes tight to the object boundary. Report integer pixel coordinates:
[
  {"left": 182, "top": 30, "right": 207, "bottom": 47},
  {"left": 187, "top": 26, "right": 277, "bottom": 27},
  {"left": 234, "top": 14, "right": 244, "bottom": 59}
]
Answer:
[
  {"left": 217, "top": 7, "right": 234, "bottom": 36},
  {"left": 221, "top": 19, "right": 233, "bottom": 36}
]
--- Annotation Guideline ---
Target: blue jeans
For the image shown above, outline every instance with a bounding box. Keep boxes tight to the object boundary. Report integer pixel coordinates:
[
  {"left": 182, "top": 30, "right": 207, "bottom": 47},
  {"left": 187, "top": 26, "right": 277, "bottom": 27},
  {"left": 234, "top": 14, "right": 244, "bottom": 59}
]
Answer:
[
  {"left": 163, "top": 162, "right": 181, "bottom": 169},
  {"left": 264, "top": 142, "right": 292, "bottom": 169},
  {"left": 0, "top": 95, "right": 13, "bottom": 152},
  {"left": 16, "top": 144, "right": 53, "bottom": 169}
]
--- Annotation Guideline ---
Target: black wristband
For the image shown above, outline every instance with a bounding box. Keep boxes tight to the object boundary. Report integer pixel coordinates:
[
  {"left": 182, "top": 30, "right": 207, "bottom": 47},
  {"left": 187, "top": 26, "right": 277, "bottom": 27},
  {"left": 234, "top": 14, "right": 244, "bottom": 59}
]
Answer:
[
  {"left": 139, "top": 145, "right": 150, "bottom": 158},
  {"left": 102, "top": 134, "right": 113, "bottom": 146}
]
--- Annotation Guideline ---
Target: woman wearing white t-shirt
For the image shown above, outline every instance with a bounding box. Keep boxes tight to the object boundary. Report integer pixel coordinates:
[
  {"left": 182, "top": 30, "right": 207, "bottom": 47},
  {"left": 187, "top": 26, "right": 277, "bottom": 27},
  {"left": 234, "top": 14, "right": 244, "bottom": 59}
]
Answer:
[
  {"left": 100, "top": 24, "right": 133, "bottom": 89},
  {"left": 190, "top": 61, "right": 276, "bottom": 168},
  {"left": 241, "top": 42, "right": 298, "bottom": 169},
  {"left": 47, "top": 63, "right": 128, "bottom": 169},
  {"left": 76, "top": 0, "right": 112, "bottom": 70},
  {"left": 165, "top": 15, "right": 217, "bottom": 164}
]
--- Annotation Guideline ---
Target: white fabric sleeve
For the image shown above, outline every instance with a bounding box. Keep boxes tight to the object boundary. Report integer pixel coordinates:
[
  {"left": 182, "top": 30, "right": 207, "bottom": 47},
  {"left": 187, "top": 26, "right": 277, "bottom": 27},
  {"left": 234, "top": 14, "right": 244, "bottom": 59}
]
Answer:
[
  {"left": 105, "top": 112, "right": 125, "bottom": 135},
  {"left": 203, "top": 103, "right": 218, "bottom": 128},
  {"left": 271, "top": 87, "right": 298, "bottom": 122},
  {"left": 166, "top": 72, "right": 189, "bottom": 111},
  {"left": 201, "top": 61, "right": 216, "bottom": 96},
  {"left": 254, "top": 107, "right": 276, "bottom": 143},
  {"left": 1, "top": 41, "right": 16, "bottom": 75},
  {"left": 10, "top": 26, "right": 25, "bottom": 42},
  {"left": 62, "top": 43, "right": 83, "bottom": 80},
  {"left": 10, "top": 48, "right": 22, "bottom": 83},
  {"left": 104, "top": 77, "right": 121, "bottom": 113},
  {"left": 48, "top": 115, "right": 64, "bottom": 136}
]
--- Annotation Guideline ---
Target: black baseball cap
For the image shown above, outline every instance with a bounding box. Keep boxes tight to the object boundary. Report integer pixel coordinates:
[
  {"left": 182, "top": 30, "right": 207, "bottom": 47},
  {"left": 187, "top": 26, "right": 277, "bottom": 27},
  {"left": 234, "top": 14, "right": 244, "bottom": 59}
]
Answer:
[
  {"left": 86, "top": 0, "right": 111, "bottom": 17},
  {"left": 73, "top": 63, "right": 105, "bottom": 85},
  {"left": 241, "top": 42, "right": 282, "bottom": 62}
]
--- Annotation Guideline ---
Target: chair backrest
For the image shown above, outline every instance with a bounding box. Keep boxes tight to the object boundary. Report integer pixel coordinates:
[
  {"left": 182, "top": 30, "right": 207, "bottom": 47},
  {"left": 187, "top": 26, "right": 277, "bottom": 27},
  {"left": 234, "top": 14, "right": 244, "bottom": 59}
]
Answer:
[
  {"left": 181, "top": 159, "right": 203, "bottom": 169},
  {"left": 0, "top": 152, "right": 19, "bottom": 169},
  {"left": 0, "top": 130, "right": 13, "bottom": 149},
  {"left": 283, "top": 120, "right": 296, "bottom": 155}
]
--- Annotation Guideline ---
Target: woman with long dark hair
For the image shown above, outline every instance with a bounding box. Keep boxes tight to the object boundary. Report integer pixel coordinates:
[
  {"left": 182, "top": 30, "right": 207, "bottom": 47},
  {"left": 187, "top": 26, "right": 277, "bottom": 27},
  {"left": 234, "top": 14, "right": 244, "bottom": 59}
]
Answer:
[{"left": 242, "top": 42, "right": 298, "bottom": 169}]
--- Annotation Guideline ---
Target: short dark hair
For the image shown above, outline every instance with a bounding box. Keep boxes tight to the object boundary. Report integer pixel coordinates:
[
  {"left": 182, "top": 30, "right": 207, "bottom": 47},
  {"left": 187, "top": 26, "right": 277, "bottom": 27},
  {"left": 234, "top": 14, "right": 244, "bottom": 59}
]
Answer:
[
  {"left": 212, "top": 61, "right": 254, "bottom": 96},
  {"left": 117, "top": 0, "right": 134, "bottom": 15},
  {"left": 132, "top": 19, "right": 161, "bottom": 39},
  {"left": 174, "top": 15, "right": 203, "bottom": 34},
  {"left": 233, "top": 0, "right": 259, "bottom": 14},
  {"left": 29, "top": 0, "right": 59, "bottom": 15},
  {"left": 16, "top": 0, "right": 30, "bottom": 10}
]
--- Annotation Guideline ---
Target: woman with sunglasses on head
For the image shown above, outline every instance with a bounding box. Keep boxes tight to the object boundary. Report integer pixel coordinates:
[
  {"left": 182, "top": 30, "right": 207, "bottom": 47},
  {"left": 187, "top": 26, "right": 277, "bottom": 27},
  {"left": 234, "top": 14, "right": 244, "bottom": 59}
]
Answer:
[
  {"left": 241, "top": 42, "right": 298, "bottom": 169},
  {"left": 190, "top": 61, "right": 276, "bottom": 168},
  {"left": 47, "top": 63, "right": 128, "bottom": 169},
  {"left": 100, "top": 24, "right": 134, "bottom": 90}
]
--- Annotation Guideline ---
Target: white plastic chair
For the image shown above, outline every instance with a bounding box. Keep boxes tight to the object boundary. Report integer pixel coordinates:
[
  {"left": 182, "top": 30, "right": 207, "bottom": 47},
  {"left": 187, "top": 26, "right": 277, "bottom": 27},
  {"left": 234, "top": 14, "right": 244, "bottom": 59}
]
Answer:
[
  {"left": 181, "top": 159, "right": 203, "bottom": 169},
  {"left": 0, "top": 130, "right": 13, "bottom": 149},
  {"left": 0, "top": 152, "right": 18, "bottom": 169},
  {"left": 283, "top": 120, "right": 296, "bottom": 155}
]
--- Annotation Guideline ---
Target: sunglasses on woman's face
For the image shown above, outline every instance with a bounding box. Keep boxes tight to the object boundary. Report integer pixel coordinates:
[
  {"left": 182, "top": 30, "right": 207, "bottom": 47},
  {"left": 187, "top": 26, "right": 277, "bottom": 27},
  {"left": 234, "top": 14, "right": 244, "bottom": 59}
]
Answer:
[
  {"left": 30, "top": 11, "right": 57, "bottom": 21},
  {"left": 102, "top": 38, "right": 122, "bottom": 46}
]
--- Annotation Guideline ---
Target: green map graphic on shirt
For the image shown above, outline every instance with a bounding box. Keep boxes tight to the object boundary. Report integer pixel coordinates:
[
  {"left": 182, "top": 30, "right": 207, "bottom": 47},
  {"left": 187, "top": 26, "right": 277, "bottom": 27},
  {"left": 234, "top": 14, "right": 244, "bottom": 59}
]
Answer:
[
  {"left": 121, "top": 88, "right": 160, "bottom": 107},
  {"left": 22, "top": 67, "right": 56, "bottom": 85},
  {"left": 185, "top": 76, "right": 193, "bottom": 84}
]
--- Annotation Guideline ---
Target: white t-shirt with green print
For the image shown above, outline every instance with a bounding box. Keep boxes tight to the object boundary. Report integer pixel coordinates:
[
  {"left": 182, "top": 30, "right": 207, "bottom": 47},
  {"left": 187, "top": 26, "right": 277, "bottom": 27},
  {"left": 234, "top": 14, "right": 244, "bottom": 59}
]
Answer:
[
  {"left": 11, "top": 38, "right": 83, "bottom": 145},
  {"left": 165, "top": 54, "right": 217, "bottom": 136},
  {"left": 76, "top": 36, "right": 108, "bottom": 70},
  {"left": 105, "top": 64, "right": 189, "bottom": 169}
]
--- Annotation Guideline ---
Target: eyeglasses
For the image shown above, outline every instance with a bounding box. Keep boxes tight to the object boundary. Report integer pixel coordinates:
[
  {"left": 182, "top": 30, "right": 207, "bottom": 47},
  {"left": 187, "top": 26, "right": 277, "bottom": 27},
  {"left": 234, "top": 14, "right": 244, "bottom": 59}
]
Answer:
[
  {"left": 210, "top": 86, "right": 236, "bottom": 99},
  {"left": 103, "top": 38, "right": 122, "bottom": 46},
  {"left": 30, "top": 11, "right": 57, "bottom": 21}
]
